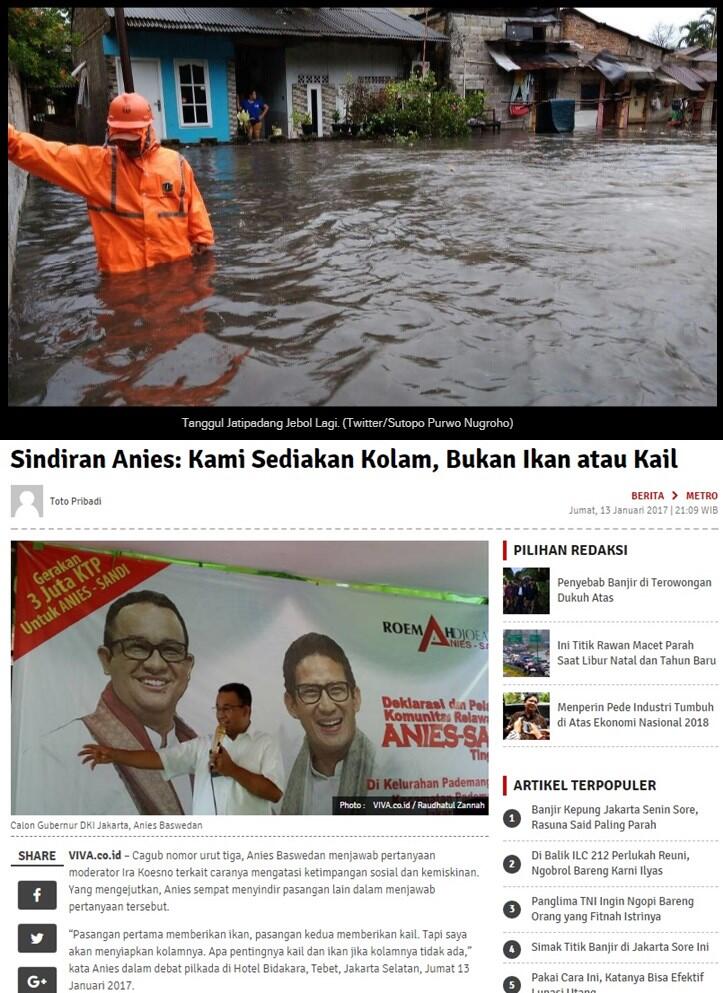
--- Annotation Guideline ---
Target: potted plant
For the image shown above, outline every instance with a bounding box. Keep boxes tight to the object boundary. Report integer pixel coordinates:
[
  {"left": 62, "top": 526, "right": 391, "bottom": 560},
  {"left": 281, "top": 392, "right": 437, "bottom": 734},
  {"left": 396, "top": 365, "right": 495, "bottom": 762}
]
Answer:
[
  {"left": 331, "top": 109, "right": 342, "bottom": 135},
  {"left": 291, "top": 110, "right": 314, "bottom": 137},
  {"left": 236, "top": 107, "right": 251, "bottom": 142}
]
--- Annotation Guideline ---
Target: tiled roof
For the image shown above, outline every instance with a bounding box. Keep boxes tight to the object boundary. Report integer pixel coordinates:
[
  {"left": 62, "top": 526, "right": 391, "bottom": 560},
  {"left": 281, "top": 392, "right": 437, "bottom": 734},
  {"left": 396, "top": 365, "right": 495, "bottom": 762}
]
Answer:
[{"left": 104, "top": 7, "right": 448, "bottom": 41}]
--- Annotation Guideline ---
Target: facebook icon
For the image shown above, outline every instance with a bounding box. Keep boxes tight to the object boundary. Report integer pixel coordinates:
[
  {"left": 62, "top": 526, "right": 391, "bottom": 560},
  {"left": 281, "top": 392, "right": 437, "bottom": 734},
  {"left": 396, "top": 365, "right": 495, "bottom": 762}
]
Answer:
[{"left": 18, "top": 882, "right": 56, "bottom": 910}]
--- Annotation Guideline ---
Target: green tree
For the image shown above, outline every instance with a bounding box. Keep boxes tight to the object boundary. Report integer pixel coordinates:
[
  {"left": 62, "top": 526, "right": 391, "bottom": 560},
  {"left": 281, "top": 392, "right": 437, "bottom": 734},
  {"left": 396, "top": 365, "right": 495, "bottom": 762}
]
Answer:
[
  {"left": 364, "top": 71, "right": 486, "bottom": 139},
  {"left": 702, "top": 6, "right": 718, "bottom": 48},
  {"left": 678, "top": 9, "right": 717, "bottom": 48},
  {"left": 8, "top": 7, "right": 78, "bottom": 88}
]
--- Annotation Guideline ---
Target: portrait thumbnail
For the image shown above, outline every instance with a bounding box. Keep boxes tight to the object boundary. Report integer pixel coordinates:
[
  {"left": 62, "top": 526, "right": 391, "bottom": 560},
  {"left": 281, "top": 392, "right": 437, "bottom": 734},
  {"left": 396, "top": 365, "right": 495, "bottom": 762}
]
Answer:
[{"left": 503, "top": 692, "right": 550, "bottom": 741}]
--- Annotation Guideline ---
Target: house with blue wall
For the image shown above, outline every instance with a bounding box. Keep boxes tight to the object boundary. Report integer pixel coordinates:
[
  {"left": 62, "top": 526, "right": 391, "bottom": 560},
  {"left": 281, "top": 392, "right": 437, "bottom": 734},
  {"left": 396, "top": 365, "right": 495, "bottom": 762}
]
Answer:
[{"left": 72, "top": 8, "right": 447, "bottom": 144}]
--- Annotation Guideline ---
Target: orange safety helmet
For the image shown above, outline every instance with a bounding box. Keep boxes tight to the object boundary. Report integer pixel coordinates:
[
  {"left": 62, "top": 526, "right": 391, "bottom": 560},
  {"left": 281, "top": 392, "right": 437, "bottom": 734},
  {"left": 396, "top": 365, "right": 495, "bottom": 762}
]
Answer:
[{"left": 107, "top": 92, "right": 153, "bottom": 130}]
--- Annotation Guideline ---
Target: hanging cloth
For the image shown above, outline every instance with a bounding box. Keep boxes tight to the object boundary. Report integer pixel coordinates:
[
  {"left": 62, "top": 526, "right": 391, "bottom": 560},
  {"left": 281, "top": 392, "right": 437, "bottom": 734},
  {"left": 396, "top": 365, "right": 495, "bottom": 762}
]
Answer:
[{"left": 509, "top": 72, "right": 532, "bottom": 117}]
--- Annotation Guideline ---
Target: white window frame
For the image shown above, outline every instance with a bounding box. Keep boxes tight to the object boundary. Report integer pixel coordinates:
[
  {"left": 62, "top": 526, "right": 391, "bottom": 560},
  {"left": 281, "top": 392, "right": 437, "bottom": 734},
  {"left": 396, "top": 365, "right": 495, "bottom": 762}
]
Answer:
[{"left": 174, "top": 58, "right": 213, "bottom": 129}]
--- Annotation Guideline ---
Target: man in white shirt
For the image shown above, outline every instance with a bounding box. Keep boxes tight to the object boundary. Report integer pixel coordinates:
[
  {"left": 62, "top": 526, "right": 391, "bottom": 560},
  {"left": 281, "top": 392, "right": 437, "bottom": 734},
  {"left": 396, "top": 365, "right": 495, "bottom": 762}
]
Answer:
[
  {"left": 280, "top": 633, "right": 375, "bottom": 815},
  {"left": 14, "top": 589, "right": 198, "bottom": 815},
  {"left": 79, "top": 683, "right": 284, "bottom": 815}
]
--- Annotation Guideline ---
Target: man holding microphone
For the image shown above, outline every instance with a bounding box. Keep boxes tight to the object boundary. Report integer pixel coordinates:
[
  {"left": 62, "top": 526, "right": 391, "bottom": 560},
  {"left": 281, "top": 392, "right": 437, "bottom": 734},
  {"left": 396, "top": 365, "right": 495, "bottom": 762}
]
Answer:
[{"left": 79, "top": 683, "right": 283, "bottom": 814}]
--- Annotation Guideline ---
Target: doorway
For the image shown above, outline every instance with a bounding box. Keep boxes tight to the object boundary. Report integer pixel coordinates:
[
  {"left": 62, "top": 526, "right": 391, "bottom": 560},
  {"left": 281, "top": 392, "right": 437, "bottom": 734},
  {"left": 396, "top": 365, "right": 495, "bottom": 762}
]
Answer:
[
  {"left": 536, "top": 72, "right": 558, "bottom": 104},
  {"left": 236, "top": 42, "right": 287, "bottom": 135},
  {"left": 307, "top": 84, "right": 322, "bottom": 137},
  {"left": 628, "top": 82, "right": 647, "bottom": 124},
  {"left": 602, "top": 83, "right": 618, "bottom": 126},
  {"left": 116, "top": 58, "right": 165, "bottom": 138}
]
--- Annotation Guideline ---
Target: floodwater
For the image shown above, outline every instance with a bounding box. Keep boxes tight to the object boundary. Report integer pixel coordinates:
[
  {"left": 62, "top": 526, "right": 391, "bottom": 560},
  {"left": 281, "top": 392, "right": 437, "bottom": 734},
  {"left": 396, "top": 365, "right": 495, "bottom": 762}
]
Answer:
[{"left": 9, "top": 127, "right": 717, "bottom": 406}]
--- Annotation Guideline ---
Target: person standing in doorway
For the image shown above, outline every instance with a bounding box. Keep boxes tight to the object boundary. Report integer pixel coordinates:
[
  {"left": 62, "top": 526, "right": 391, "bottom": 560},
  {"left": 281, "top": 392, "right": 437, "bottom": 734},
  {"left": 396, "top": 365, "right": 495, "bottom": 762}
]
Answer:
[{"left": 240, "top": 89, "right": 269, "bottom": 141}]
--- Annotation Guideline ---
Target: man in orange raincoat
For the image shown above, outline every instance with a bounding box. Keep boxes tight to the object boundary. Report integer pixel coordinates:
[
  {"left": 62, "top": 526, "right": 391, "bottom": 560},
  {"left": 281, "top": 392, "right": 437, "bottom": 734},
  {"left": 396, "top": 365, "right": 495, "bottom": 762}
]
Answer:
[{"left": 8, "top": 92, "right": 214, "bottom": 274}]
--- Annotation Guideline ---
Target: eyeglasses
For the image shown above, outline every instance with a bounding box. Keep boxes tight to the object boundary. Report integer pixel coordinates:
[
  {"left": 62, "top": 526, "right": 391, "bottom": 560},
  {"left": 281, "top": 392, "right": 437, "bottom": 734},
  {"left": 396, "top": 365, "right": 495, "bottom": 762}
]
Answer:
[
  {"left": 109, "top": 638, "right": 189, "bottom": 663},
  {"left": 214, "top": 705, "right": 245, "bottom": 715},
  {"left": 295, "top": 681, "right": 351, "bottom": 705}
]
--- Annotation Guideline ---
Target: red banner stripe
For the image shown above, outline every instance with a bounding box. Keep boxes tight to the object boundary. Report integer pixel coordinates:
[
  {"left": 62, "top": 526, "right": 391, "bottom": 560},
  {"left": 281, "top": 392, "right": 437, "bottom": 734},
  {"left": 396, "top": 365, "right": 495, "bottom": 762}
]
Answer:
[{"left": 14, "top": 543, "right": 169, "bottom": 661}]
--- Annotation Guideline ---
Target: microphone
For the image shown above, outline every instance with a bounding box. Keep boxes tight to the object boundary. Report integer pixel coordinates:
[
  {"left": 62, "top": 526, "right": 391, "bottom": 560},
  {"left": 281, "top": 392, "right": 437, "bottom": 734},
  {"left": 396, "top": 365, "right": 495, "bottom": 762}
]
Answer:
[{"left": 209, "top": 724, "right": 225, "bottom": 778}]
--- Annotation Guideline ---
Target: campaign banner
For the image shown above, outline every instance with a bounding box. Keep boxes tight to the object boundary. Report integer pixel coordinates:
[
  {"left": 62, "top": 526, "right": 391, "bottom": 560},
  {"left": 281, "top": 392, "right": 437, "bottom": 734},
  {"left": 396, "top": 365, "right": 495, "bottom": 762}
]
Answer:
[{"left": 12, "top": 542, "right": 488, "bottom": 816}]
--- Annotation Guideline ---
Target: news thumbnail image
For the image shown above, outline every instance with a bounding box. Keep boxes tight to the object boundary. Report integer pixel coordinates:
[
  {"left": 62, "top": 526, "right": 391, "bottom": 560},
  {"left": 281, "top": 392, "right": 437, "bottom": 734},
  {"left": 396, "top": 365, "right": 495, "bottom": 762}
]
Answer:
[
  {"left": 503, "top": 630, "right": 550, "bottom": 677},
  {"left": 503, "top": 568, "right": 550, "bottom": 615}
]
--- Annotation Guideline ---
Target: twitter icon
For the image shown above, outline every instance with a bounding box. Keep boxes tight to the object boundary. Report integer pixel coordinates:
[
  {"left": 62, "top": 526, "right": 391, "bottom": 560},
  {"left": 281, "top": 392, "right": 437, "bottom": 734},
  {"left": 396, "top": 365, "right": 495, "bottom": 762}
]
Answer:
[{"left": 18, "top": 925, "right": 56, "bottom": 953}]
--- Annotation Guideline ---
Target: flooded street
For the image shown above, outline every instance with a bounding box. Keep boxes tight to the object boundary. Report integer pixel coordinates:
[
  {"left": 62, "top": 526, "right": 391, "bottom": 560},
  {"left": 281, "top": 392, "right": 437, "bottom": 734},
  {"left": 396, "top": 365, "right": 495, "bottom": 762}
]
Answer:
[{"left": 8, "top": 127, "right": 717, "bottom": 406}]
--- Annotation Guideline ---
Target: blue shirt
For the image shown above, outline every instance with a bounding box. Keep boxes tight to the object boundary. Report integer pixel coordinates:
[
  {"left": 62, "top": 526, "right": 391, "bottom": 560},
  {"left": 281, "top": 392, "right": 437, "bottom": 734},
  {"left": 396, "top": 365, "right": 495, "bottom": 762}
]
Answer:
[{"left": 241, "top": 98, "right": 264, "bottom": 121}]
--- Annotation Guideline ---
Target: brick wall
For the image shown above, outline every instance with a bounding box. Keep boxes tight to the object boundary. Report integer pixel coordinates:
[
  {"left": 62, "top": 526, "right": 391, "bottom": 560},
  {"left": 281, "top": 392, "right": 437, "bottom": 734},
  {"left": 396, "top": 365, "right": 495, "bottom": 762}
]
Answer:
[
  {"left": 445, "top": 12, "right": 538, "bottom": 128},
  {"left": 291, "top": 83, "right": 307, "bottom": 119},
  {"left": 291, "top": 81, "right": 337, "bottom": 136},
  {"left": 561, "top": 11, "right": 665, "bottom": 63},
  {"left": 226, "top": 60, "right": 237, "bottom": 136},
  {"left": 321, "top": 84, "right": 336, "bottom": 135}
]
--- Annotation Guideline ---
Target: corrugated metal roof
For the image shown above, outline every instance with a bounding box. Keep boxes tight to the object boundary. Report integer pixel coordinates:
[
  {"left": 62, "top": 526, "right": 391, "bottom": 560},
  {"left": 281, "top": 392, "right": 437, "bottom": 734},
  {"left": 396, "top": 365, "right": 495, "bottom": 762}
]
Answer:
[
  {"left": 105, "top": 8, "right": 238, "bottom": 30},
  {"left": 612, "top": 62, "right": 655, "bottom": 79},
  {"left": 691, "top": 49, "right": 716, "bottom": 63},
  {"left": 488, "top": 46, "right": 584, "bottom": 72},
  {"left": 659, "top": 62, "right": 705, "bottom": 92},
  {"left": 103, "top": 7, "right": 448, "bottom": 41},
  {"left": 488, "top": 48, "right": 521, "bottom": 72},
  {"left": 514, "top": 53, "right": 580, "bottom": 70},
  {"left": 512, "top": 58, "right": 553, "bottom": 71},
  {"left": 506, "top": 15, "right": 559, "bottom": 25},
  {"left": 692, "top": 66, "right": 717, "bottom": 82},
  {"left": 654, "top": 71, "right": 677, "bottom": 86},
  {"left": 546, "top": 53, "right": 580, "bottom": 67},
  {"left": 676, "top": 44, "right": 707, "bottom": 57},
  {"left": 590, "top": 51, "right": 656, "bottom": 84}
]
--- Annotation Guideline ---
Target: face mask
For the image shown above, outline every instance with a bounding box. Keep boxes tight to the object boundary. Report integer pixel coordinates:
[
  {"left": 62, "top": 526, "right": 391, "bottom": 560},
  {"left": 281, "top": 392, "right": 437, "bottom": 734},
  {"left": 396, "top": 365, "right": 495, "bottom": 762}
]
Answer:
[
  {"left": 108, "top": 128, "right": 147, "bottom": 157},
  {"left": 112, "top": 140, "right": 143, "bottom": 158}
]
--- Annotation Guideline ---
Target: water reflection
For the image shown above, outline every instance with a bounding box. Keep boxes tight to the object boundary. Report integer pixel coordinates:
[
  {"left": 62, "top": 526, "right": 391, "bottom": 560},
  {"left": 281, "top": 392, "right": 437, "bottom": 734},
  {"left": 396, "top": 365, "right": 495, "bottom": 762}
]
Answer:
[
  {"left": 9, "top": 128, "right": 717, "bottom": 406},
  {"left": 18, "top": 254, "right": 248, "bottom": 406}
]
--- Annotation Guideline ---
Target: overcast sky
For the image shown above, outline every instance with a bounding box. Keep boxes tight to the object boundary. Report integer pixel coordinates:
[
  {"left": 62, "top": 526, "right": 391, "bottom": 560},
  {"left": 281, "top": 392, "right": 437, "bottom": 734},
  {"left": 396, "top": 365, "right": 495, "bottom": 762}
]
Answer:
[
  {"left": 404, "top": 8, "right": 714, "bottom": 42},
  {"left": 575, "top": 8, "right": 711, "bottom": 44}
]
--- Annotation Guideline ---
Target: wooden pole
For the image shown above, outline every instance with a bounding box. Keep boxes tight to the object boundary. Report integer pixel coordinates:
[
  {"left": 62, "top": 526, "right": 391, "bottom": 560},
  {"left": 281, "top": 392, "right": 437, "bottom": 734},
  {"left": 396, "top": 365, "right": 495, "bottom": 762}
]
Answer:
[{"left": 114, "top": 8, "right": 134, "bottom": 92}]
